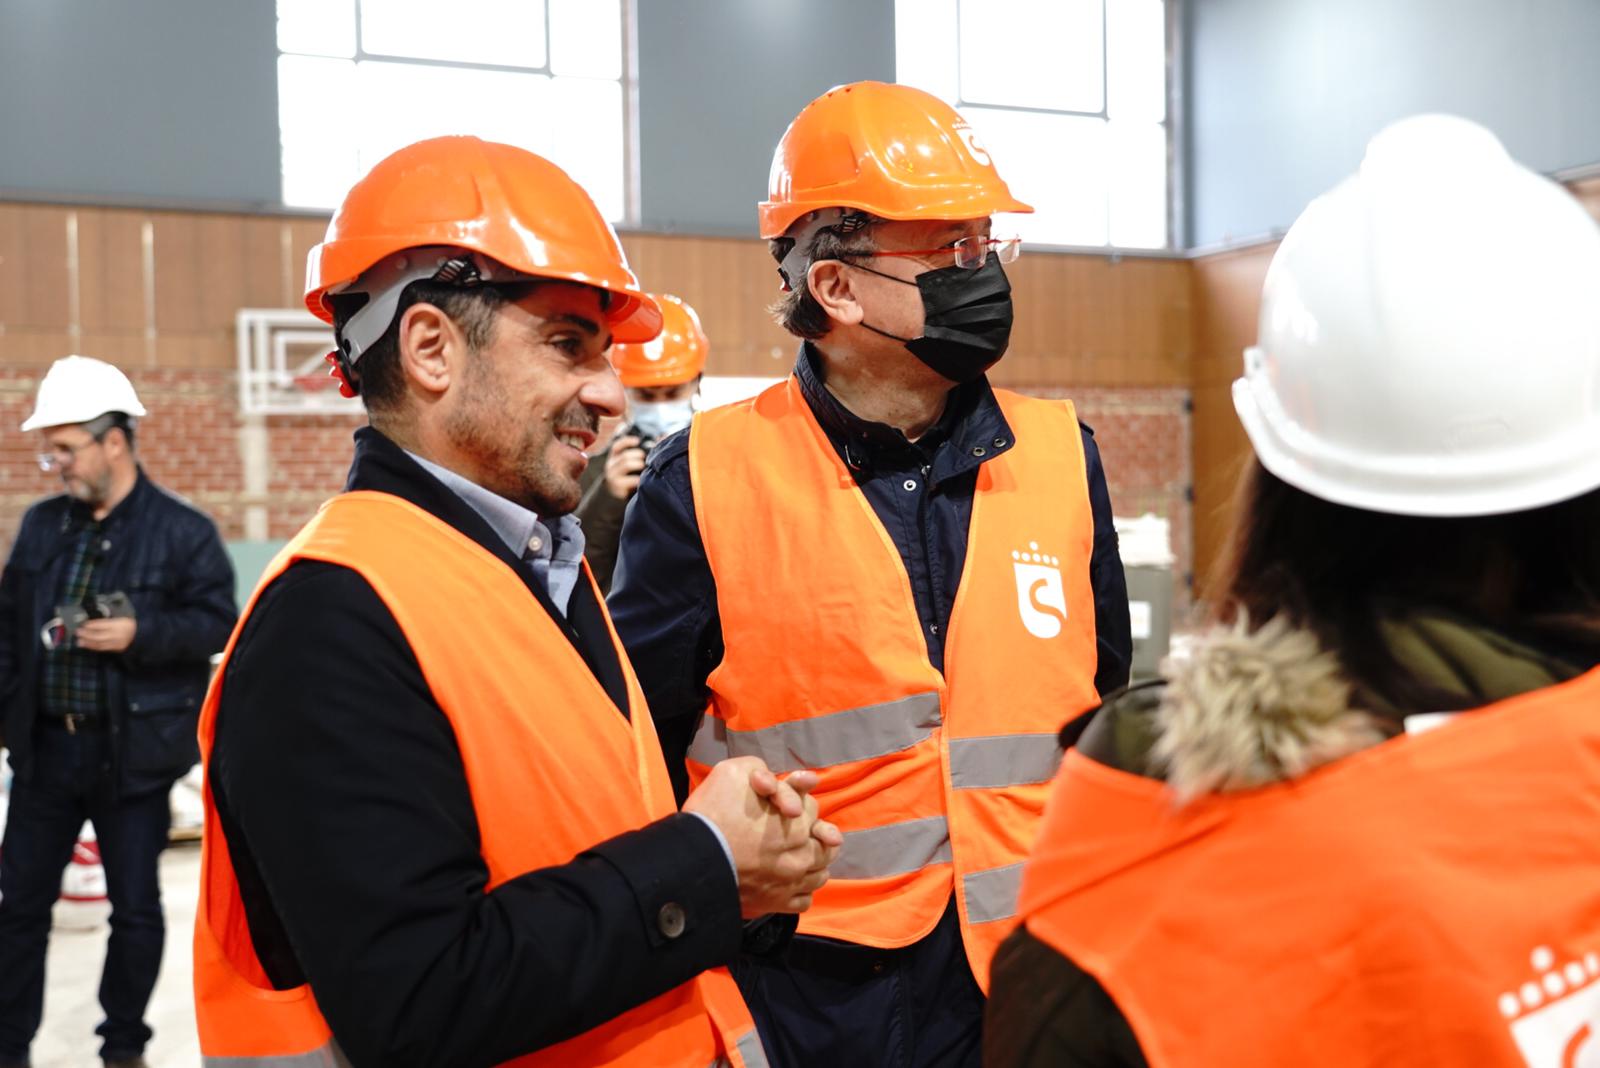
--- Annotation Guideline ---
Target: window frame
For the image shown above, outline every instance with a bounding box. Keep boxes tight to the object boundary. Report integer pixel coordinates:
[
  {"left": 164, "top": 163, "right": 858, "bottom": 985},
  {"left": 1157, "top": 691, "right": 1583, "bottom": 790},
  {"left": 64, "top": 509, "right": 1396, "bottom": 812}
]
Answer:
[
  {"left": 902, "top": 0, "right": 1183, "bottom": 254},
  {"left": 274, "top": 0, "right": 640, "bottom": 226}
]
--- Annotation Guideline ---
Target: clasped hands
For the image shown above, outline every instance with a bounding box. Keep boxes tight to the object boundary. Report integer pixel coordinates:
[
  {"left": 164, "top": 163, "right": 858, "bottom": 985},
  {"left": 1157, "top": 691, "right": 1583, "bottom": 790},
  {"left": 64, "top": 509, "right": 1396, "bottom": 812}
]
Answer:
[{"left": 682, "top": 756, "right": 843, "bottom": 918}]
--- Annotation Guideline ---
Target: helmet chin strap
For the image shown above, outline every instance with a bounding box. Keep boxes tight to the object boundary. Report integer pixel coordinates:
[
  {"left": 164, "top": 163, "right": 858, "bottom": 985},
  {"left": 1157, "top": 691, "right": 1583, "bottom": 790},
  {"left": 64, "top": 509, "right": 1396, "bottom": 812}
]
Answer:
[
  {"left": 843, "top": 258, "right": 919, "bottom": 344},
  {"left": 859, "top": 321, "right": 915, "bottom": 345}
]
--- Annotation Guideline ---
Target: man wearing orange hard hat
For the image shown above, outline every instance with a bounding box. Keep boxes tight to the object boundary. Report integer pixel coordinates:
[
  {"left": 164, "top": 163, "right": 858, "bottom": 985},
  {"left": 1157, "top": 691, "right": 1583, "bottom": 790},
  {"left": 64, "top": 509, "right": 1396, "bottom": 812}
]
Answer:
[
  {"left": 578, "top": 294, "right": 710, "bottom": 593},
  {"left": 611, "top": 82, "right": 1132, "bottom": 1066},
  {"left": 194, "top": 136, "right": 839, "bottom": 1067}
]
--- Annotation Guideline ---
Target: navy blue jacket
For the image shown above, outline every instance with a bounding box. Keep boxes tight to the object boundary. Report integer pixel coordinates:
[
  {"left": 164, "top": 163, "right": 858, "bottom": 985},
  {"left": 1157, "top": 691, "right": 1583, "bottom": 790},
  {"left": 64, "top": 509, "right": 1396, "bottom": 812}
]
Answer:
[
  {"left": 610, "top": 346, "right": 1133, "bottom": 800},
  {"left": 0, "top": 470, "right": 237, "bottom": 795}
]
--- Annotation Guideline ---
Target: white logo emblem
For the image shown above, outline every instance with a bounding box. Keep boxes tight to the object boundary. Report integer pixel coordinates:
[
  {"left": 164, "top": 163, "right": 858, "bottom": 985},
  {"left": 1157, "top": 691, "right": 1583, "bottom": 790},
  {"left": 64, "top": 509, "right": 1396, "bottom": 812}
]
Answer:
[
  {"left": 953, "top": 121, "right": 992, "bottom": 166},
  {"left": 1013, "top": 542, "right": 1066, "bottom": 639},
  {"left": 1500, "top": 945, "right": 1600, "bottom": 1065}
]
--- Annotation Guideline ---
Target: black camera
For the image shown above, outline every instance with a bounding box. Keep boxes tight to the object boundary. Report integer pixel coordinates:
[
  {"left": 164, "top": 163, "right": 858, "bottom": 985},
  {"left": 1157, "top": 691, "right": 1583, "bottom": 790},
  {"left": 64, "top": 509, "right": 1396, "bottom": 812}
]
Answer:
[
  {"left": 620, "top": 423, "right": 660, "bottom": 456},
  {"left": 41, "top": 591, "right": 133, "bottom": 650}
]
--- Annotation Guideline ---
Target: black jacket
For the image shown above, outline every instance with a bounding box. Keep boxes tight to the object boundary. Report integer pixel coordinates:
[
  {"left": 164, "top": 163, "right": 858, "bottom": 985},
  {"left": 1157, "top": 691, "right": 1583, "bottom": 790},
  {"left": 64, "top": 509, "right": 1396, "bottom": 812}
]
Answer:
[
  {"left": 208, "top": 427, "right": 744, "bottom": 1067},
  {"left": 575, "top": 437, "right": 629, "bottom": 595},
  {"left": 0, "top": 470, "right": 236, "bottom": 795},
  {"left": 610, "top": 346, "right": 1133, "bottom": 800}
]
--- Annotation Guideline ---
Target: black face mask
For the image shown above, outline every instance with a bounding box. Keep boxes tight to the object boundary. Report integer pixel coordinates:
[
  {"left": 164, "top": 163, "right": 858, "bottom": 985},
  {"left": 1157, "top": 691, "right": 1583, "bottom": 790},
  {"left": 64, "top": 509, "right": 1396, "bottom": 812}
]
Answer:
[{"left": 855, "top": 255, "right": 1016, "bottom": 384}]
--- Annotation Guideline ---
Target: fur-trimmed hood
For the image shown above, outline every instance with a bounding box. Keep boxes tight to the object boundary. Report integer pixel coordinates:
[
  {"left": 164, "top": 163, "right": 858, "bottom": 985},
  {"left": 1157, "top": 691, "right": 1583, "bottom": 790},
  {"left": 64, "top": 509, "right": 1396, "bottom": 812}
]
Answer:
[
  {"left": 1148, "top": 616, "right": 1387, "bottom": 800},
  {"left": 1086, "top": 611, "right": 1590, "bottom": 803}
]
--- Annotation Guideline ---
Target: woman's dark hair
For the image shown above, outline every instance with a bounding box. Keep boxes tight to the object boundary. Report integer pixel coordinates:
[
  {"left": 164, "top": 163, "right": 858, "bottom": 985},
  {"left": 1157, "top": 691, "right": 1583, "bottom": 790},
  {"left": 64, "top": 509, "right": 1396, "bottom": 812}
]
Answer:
[{"left": 1211, "top": 458, "right": 1600, "bottom": 712}]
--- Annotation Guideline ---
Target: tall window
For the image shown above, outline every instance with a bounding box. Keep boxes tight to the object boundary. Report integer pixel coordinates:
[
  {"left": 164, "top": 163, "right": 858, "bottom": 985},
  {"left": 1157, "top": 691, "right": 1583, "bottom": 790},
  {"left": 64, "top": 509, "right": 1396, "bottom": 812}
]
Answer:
[
  {"left": 276, "top": 0, "right": 631, "bottom": 221},
  {"left": 896, "top": 0, "right": 1171, "bottom": 249}
]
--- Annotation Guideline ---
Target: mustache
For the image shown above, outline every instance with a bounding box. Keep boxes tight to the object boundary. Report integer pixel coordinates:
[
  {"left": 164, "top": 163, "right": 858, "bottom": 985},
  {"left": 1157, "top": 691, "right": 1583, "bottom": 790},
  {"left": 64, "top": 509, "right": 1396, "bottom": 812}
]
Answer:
[{"left": 554, "top": 404, "right": 601, "bottom": 434}]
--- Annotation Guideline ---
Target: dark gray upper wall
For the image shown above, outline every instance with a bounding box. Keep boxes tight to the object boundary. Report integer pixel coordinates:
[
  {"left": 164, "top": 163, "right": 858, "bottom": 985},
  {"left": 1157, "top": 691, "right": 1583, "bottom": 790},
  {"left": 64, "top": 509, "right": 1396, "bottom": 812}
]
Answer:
[
  {"left": 636, "top": 0, "right": 895, "bottom": 235},
  {"left": 1185, "top": 0, "right": 1600, "bottom": 248},
  {"left": 0, "top": 0, "right": 281, "bottom": 207}
]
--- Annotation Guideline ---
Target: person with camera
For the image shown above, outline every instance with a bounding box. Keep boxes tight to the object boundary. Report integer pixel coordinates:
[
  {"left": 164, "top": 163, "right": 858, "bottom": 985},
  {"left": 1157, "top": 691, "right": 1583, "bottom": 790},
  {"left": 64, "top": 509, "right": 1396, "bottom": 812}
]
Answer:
[
  {"left": 0, "top": 355, "right": 237, "bottom": 1068},
  {"left": 576, "top": 293, "right": 707, "bottom": 594}
]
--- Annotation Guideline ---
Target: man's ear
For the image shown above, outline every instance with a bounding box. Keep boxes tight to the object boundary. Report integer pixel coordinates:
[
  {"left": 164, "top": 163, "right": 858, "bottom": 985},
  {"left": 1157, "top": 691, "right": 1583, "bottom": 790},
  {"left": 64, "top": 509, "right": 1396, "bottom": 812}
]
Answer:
[
  {"left": 807, "top": 260, "right": 864, "bottom": 326},
  {"left": 396, "top": 302, "right": 465, "bottom": 397},
  {"left": 103, "top": 426, "right": 132, "bottom": 462}
]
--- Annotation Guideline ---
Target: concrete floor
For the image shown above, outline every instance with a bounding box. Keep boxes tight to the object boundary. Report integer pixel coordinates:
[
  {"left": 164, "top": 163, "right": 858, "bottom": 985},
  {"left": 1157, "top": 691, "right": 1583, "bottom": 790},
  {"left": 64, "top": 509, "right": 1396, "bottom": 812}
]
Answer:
[{"left": 33, "top": 844, "right": 201, "bottom": 1067}]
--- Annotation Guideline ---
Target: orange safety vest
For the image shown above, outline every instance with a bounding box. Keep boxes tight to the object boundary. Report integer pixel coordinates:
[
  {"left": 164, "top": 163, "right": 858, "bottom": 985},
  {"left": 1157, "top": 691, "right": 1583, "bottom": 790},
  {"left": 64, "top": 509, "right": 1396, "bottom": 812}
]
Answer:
[
  {"left": 687, "top": 377, "right": 1100, "bottom": 988},
  {"left": 194, "top": 491, "right": 766, "bottom": 1068},
  {"left": 1018, "top": 668, "right": 1600, "bottom": 1068}
]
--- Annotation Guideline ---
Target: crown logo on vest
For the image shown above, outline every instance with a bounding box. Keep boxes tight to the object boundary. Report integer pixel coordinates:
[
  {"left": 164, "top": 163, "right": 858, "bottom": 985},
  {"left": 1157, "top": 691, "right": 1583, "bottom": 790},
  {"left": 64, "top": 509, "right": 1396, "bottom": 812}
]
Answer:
[
  {"left": 1012, "top": 542, "right": 1066, "bottom": 639},
  {"left": 1499, "top": 944, "right": 1600, "bottom": 1066}
]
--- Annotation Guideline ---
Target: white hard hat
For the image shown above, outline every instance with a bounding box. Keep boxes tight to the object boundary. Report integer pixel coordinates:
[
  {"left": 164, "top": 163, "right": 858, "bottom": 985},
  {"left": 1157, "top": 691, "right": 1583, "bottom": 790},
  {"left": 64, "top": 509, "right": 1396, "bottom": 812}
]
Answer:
[
  {"left": 21, "top": 355, "right": 148, "bottom": 433},
  {"left": 1233, "top": 114, "right": 1600, "bottom": 517}
]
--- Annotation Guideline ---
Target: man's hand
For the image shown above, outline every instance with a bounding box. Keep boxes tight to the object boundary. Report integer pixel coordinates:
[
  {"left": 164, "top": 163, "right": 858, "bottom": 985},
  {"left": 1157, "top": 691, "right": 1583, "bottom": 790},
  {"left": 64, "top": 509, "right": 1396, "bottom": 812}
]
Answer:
[
  {"left": 683, "top": 756, "right": 842, "bottom": 917},
  {"left": 75, "top": 617, "right": 137, "bottom": 653},
  {"left": 603, "top": 435, "right": 648, "bottom": 501}
]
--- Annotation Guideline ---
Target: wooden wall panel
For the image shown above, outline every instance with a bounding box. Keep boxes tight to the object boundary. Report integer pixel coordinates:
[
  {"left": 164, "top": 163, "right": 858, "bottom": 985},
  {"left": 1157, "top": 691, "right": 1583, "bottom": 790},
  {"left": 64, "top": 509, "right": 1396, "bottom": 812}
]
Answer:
[
  {"left": 0, "top": 205, "right": 72, "bottom": 332},
  {"left": 1188, "top": 241, "right": 1275, "bottom": 600},
  {"left": 78, "top": 208, "right": 147, "bottom": 333}
]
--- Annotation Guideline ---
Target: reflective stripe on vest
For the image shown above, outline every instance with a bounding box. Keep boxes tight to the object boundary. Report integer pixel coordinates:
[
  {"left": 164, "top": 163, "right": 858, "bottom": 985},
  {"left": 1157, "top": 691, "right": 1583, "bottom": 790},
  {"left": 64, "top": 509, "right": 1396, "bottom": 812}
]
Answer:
[
  {"left": 688, "top": 691, "right": 942, "bottom": 772},
  {"left": 688, "top": 378, "right": 1100, "bottom": 989},
  {"left": 195, "top": 492, "right": 765, "bottom": 1067},
  {"left": 203, "top": 1041, "right": 347, "bottom": 1067},
  {"left": 1017, "top": 668, "right": 1600, "bottom": 1068}
]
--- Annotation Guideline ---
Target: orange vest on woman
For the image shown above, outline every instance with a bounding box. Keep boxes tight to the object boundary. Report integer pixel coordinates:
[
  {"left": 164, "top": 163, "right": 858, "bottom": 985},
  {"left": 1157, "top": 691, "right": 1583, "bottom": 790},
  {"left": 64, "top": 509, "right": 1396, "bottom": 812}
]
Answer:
[
  {"left": 194, "top": 491, "right": 765, "bottom": 1068},
  {"left": 687, "top": 378, "right": 1100, "bottom": 988},
  {"left": 1018, "top": 668, "right": 1600, "bottom": 1068}
]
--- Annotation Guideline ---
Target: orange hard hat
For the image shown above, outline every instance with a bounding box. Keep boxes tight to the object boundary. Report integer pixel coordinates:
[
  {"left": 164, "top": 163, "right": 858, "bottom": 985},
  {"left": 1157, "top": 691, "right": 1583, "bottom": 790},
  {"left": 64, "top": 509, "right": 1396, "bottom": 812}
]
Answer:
[
  {"left": 611, "top": 294, "right": 709, "bottom": 388},
  {"left": 758, "top": 81, "right": 1033, "bottom": 239},
  {"left": 305, "top": 136, "right": 661, "bottom": 361}
]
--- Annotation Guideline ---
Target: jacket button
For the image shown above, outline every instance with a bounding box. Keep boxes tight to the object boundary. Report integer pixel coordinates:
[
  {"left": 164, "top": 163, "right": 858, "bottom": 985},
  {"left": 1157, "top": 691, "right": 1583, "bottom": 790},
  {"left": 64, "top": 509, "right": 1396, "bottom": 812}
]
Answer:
[
  {"left": 658, "top": 902, "right": 687, "bottom": 940},
  {"left": 993, "top": 437, "right": 1008, "bottom": 448}
]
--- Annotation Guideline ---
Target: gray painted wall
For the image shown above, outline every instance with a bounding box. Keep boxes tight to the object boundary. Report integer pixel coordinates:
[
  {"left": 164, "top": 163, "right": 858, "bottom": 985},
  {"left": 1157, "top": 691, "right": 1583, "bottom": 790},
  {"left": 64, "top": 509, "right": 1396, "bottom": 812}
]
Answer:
[
  {"left": 636, "top": 0, "right": 895, "bottom": 234},
  {"left": 0, "top": 0, "right": 892, "bottom": 231},
  {"left": 0, "top": 0, "right": 281, "bottom": 207},
  {"left": 1186, "top": 0, "right": 1600, "bottom": 247}
]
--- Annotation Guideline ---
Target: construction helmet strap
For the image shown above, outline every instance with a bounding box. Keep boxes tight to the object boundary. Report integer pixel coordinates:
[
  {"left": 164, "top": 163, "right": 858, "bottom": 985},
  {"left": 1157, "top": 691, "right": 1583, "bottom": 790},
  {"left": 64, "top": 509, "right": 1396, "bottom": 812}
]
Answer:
[
  {"left": 776, "top": 209, "right": 874, "bottom": 291},
  {"left": 333, "top": 246, "right": 535, "bottom": 365}
]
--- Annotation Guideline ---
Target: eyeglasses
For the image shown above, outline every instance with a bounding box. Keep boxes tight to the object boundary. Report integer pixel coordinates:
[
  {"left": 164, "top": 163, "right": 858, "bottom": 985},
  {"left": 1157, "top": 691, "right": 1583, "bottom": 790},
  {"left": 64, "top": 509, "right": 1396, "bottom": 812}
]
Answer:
[
  {"left": 855, "top": 235, "right": 1022, "bottom": 271},
  {"left": 37, "top": 439, "right": 101, "bottom": 472}
]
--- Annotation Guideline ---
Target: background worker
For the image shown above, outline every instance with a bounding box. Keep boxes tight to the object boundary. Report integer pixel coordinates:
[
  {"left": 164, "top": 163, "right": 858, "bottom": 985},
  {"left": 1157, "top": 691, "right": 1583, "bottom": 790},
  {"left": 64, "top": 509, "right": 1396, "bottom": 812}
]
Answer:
[
  {"left": 610, "top": 82, "right": 1132, "bottom": 1067},
  {"left": 197, "top": 137, "right": 837, "bottom": 1068},
  {"left": 578, "top": 293, "right": 708, "bottom": 593},
  {"left": 987, "top": 115, "right": 1600, "bottom": 1067},
  {"left": 0, "top": 356, "right": 236, "bottom": 1068}
]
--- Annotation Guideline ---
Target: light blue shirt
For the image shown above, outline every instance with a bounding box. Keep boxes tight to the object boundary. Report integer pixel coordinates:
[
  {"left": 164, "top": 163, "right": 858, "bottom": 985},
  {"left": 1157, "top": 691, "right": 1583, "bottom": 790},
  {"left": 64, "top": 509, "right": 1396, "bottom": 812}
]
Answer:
[
  {"left": 403, "top": 450, "right": 738, "bottom": 879},
  {"left": 404, "top": 451, "right": 586, "bottom": 616}
]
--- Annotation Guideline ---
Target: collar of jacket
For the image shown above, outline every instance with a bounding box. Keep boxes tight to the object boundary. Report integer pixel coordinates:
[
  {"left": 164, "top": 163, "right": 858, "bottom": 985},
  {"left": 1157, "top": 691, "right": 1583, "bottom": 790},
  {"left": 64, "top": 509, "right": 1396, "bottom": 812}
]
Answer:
[
  {"left": 1077, "top": 610, "right": 1595, "bottom": 801},
  {"left": 344, "top": 427, "right": 543, "bottom": 580},
  {"left": 344, "top": 425, "right": 630, "bottom": 715},
  {"left": 794, "top": 342, "right": 1016, "bottom": 480},
  {"left": 62, "top": 466, "right": 152, "bottom": 535}
]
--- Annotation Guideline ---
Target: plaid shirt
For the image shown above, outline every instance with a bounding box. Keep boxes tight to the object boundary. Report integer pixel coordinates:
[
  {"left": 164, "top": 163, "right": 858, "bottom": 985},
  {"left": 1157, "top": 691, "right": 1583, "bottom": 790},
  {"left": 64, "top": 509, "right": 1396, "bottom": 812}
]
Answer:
[{"left": 38, "top": 516, "right": 107, "bottom": 720}]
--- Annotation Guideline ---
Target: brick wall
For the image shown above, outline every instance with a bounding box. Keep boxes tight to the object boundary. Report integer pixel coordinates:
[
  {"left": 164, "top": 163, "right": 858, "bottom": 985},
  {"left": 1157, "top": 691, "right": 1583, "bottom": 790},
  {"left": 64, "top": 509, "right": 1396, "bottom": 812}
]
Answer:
[
  {"left": 0, "top": 368, "right": 1192, "bottom": 611},
  {"left": 1034, "top": 386, "right": 1193, "bottom": 612},
  {"left": 0, "top": 367, "right": 364, "bottom": 553}
]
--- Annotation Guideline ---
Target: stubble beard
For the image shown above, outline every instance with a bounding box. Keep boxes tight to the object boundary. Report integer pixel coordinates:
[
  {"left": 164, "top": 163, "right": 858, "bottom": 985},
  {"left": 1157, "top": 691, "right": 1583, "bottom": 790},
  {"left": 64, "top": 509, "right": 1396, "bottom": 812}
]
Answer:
[{"left": 445, "top": 368, "right": 597, "bottom": 517}]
